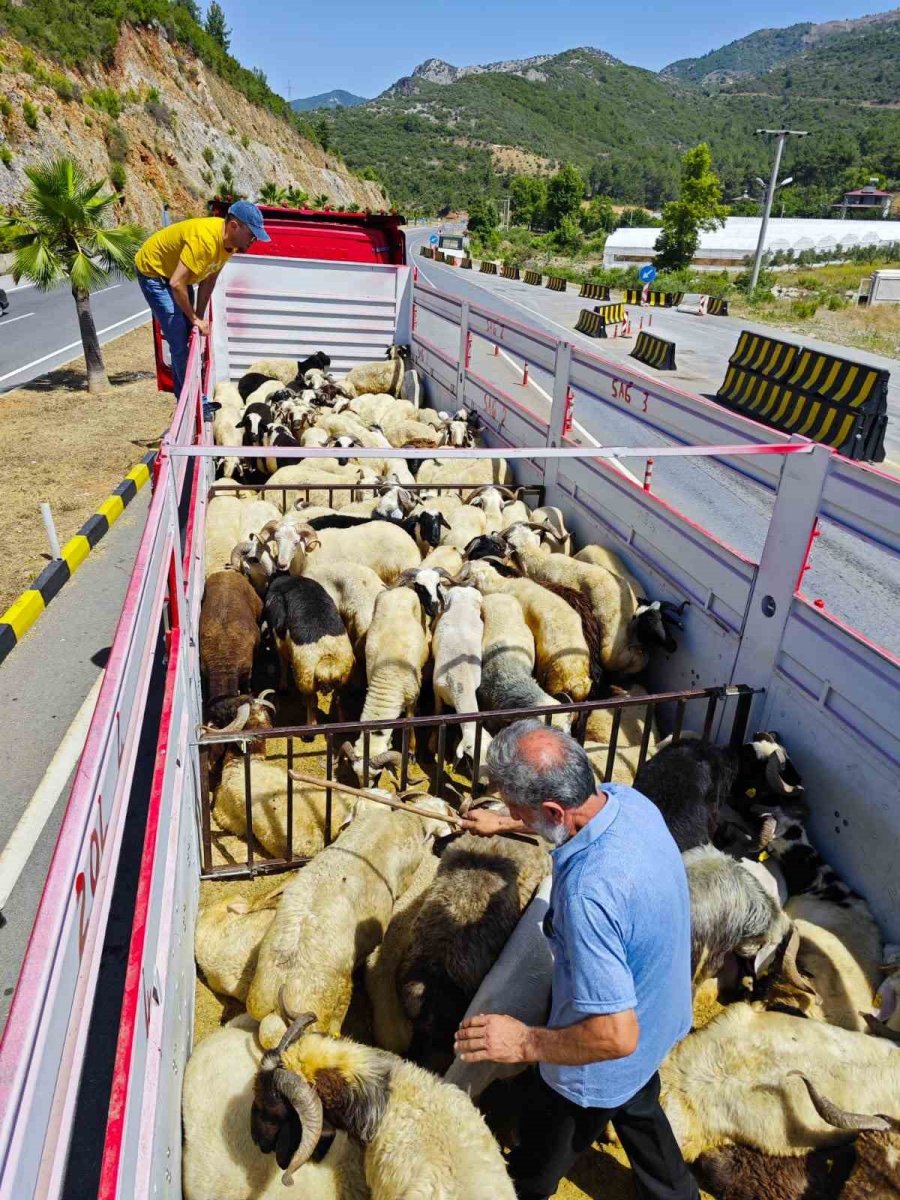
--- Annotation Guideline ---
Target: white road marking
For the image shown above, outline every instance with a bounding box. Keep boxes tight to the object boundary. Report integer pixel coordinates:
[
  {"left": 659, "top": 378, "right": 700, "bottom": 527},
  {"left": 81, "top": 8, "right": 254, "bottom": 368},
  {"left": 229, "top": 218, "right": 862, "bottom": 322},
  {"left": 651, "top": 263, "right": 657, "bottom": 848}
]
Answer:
[
  {"left": 93, "top": 283, "right": 122, "bottom": 295},
  {"left": 0, "top": 313, "right": 35, "bottom": 327},
  {"left": 0, "top": 308, "right": 150, "bottom": 383},
  {"left": 0, "top": 674, "right": 103, "bottom": 912}
]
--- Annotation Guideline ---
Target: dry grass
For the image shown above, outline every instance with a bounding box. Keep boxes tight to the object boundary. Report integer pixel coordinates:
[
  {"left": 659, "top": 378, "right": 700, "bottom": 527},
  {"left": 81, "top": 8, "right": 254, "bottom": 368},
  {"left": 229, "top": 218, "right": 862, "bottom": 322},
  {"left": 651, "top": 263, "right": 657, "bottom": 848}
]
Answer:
[
  {"left": 0, "top": 325, "right": 173, "bottom": 612},
  {"left": 731, "top": 294, "right": 900, "bottom": 358}
]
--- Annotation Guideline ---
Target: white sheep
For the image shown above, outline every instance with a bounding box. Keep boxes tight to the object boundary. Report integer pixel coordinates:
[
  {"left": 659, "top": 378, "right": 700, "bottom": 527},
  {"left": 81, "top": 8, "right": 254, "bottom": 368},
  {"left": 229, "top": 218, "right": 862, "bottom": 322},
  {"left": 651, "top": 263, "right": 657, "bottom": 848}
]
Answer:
[
  {"left": 246, "top": 357, "right": 302, "bottom": 384},
  {"left": 340, "top": 346, "right": 409, "bottom": 399},
  {"left": 302, "top": 522, "right": 422, "bottom": 585},
  {"left": 466, "top": 560, "right": 592, "bottom": 701},
  {"left": 439, "top": 503, "right": 487, "bottom": 551},
  {"left": 237, "top": 497, "right": 281, "bottom": 544},
  {"left": 416, "top": 457, "right": 510, "bottom": 494},
  {"left": 583, "top": 684, "right": 658, "bottom": 785},
  {"left": 194, "top": 880, "right": 285, "bottom": 1001},
  {"left": 205, "top": 494, "right": 244, "bottom": 577},
  {"left": 419, "top": 544, "right": 464, "bottom": 575},
  {"left": 342, "top": 586, "right": 431, "bottom": 778},
  {"left": 253, "top": 1016, "right": 516, "bottom": 1199},
  {"left": 246, "top": 797, "right": 453, "bottom": 1042},
  {"left": 574, "top": 542, "right": 645, "bottom": 596},
  {"left": 182, "top": 1014, "right": 368, "bottom": 1200},
  {"left": 431, "top": 586, "right": 491, "bottom": 770},
  {"left": 299, "top": 558, "right": 386, "bottom": 650},
  {"left": 477, "top": 593, "right": 572, "bottom": 731},
  {"left": 266, "top": 462, "right": 373, "bottom": 510}
]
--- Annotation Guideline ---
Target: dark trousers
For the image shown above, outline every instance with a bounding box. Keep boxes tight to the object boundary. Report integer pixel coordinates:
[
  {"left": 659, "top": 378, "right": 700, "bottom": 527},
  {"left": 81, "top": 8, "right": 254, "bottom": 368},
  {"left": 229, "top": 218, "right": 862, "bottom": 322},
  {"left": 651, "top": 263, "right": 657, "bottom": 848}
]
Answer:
[{"left": 507, "top": 1068, "right": 698, "bottom": 1200}]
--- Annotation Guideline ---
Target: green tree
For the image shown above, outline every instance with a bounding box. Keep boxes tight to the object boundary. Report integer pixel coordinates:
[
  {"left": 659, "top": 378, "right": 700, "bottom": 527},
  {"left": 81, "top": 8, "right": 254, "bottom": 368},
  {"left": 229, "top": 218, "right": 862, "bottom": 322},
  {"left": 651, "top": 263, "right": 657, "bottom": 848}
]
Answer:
[
  {"left": 466, "top": 197, "right": 499, "bottom": 237},
  {"left": 553, "top": 213, "right": 583, "bottom": 254},
  {"left": 1, "top": 157, "right": 143, "bottom": 391},
  {"left": 178, "top": 0, "right": 202, "bottom": 21},
  {"left": 285, "top": 185, "right": 310, "bottom": 207},
  {"left": 204, "top": 2, "right": 231, "bottom": 52},
  {"left": 315, "top": 117, "right": 331, "bottom": 153},
  {"left": 545, "top": 163, "right": 585, "bottom": 230},
  {"left": 509, "top": 174, "right": 547, "bottom": 229},
  {"left": 653, "top": 143, "right": 728, "bottom": 272},
  {"left": 258, "top": 180, "right": 286, "bottom": 204},
  {"left": 580, "top": 194, "right": 616, "bottom": 234}
]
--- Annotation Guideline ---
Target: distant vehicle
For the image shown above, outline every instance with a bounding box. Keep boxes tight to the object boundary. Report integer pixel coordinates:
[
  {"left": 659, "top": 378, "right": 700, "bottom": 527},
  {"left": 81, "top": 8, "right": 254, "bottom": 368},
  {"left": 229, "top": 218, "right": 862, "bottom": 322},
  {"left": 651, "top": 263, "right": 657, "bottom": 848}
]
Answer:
[
  {"left": 0, "top": 288, "right": 9, "bottom": 316},
  {"left": 438, "top": 233, "right": 469, "bottom": 262}
]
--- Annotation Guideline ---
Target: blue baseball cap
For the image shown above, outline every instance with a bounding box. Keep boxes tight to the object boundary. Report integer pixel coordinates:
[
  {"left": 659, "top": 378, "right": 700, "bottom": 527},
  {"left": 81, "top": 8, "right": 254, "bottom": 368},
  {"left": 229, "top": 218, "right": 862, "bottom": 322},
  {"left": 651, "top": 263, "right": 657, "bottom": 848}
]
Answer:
[{"left": 227, "top": 199, "right": 270, "bottom": 242}]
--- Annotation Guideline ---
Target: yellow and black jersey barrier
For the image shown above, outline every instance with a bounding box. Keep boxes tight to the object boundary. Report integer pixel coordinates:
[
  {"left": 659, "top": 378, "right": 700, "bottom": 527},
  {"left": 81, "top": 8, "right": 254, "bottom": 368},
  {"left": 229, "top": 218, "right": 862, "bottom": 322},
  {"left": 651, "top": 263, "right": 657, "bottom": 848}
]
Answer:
[
  {"left": 480, "top": 260, "right": 498, "bottom": 275},
  {"left": 0, "top": 452, "right": 156, "bottom": 664},
  {"left": 716, "top": 331, "right": 889, "bottom": 461},
  {"left": 707, "top": 297, "right": 729, "bottom": 316},
  {"left": 523, "top": 270, "right": 542, "bottom": 286},
  {"left": 623, "top": 288, "right": 643, "bottom": 305},
  {"left": 420, "top": 245, "right": 435, "bottom": 259},
  {"left": 630, "top": 330, "right": 677, "bottom": 371},
  {"left": 501, "top": 263, "right": 521, "bottom": 280},
  {"left": 545, "top": 275, "right": 567, "bottom": 292},
  {"left": 574, "top": 302, "right": 625, "bottom": 338},
  {"left": 460, "top": 257, "right": 473, "bottom": 269},
  {"left": 580, "top": 282, "right": 611, "bottom": 301},
  {"left": 647, "top": 291, "right": 684, "bottom": 308}
]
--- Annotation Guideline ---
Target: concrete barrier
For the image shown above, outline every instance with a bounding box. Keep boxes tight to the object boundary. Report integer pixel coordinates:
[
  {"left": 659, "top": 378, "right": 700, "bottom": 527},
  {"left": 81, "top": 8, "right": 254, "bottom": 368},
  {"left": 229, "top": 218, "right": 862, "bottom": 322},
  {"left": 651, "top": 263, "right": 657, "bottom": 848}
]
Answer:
[
  {"left": 647, "top": 291, "right": 684, "bottom": 308},
  {"left": 593, "top": 302, "right": 625, "bottom": 325},
  {"left": 580, "top": 282, "right": 611, "bottom": 301},
  {"left": 501, "top": 263, "right": 521, "bottom": 280},
  {"left": 716, "top": 331, "right": 889, "bottom": 461},
  {"left": 523, "top": 270, "right": 542, "bottom": 286},
  {"left": 480, "top": 260, "right": 498, "bottom": 275},
  {"left": 460, "top": 257, "right": 473, "bottom": 269},
  {"left": 574, "top": 302, "right": 625, "bottom": 338},
  {"left": 420, "top": 245, "right": 434, "bottom": 258},
  {"left": 623, "top": 288, "right": 643, "bottom": 305},
  {"left": 707, "top": 297, "right": 729, "bottom": 316},
  {"left": 630, "top": 330, "right": 677, "bottom": 371},
  {"left": 545, "top": 275, "right": 567, "bottom": 292}
]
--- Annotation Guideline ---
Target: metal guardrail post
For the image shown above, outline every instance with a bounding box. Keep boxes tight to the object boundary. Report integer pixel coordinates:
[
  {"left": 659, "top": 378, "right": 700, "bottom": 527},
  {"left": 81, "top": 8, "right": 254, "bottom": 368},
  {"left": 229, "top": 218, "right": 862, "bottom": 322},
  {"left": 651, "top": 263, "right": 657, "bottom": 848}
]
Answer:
[
  {"left": 544, "top": 341, "right": 573, "bottom": 491},
  {"left": 729, "top": 438, "right": 832, "bottom": 729},
  {"left": 456, "top": 300, "right": 470, "bottom": 401}
]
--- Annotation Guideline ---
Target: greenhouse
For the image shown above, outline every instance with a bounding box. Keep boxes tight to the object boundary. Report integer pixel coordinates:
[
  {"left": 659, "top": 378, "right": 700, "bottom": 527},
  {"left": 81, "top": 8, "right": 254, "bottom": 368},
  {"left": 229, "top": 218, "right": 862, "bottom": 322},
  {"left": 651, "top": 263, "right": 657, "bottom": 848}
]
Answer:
[{"left": 603, "top": 216, "right": 900, "bottom": 270}]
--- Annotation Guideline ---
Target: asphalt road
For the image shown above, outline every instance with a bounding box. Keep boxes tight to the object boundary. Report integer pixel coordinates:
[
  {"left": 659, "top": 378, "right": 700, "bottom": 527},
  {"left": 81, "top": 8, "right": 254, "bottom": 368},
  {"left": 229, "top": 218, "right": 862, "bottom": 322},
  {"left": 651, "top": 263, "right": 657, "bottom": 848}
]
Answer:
[
  {"left": 408, "top": 226, "right": 900, "bottom": 656},
  {"left": 0, "top": 276, "right": 150, "bottom": 391}
]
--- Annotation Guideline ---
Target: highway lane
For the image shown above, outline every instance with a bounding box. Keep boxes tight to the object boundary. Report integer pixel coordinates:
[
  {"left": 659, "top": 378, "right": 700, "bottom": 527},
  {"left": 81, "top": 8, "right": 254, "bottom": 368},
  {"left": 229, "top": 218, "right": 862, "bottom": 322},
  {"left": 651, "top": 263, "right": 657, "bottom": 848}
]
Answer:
[
  {"left": 0, "top": 276, "right": 150, "bottom": 390},
  {"left": 407, "top": 227, "right": 900, "bottom": 656}
]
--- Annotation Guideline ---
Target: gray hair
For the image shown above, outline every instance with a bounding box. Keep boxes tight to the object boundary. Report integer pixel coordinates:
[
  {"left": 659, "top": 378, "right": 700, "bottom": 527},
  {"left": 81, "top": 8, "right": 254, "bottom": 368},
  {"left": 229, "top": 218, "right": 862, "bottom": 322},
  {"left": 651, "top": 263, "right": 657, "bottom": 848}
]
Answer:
[{"left": 486, "top": 720, "right": 597, "bottom": 811}]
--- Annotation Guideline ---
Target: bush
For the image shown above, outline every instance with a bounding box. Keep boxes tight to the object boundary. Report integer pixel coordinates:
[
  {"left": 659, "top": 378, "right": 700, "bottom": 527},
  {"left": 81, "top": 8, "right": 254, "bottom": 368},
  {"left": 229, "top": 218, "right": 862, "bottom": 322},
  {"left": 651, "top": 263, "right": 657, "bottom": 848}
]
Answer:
[
  {"left": 202, "top": 145, "right": 215, "bottom": 165},
  {"left": 240, "top": 132, "right": 250, "bottom": 149},
  {"left": 552, "top": 213, "right": 583, "bottom": 254},
  {"left": 790, "top": 297, "right": 820, "bottom": 319},
  {"left": 21, "top": 50, "right": 37, "bottom": 75},
  {"left": 43, "top": 104, "right": 52, "bottom": 118},
  {"left": 109, "top": 161, "right": 127, "bottom": 191},
  {"left": 49, "top": 71, "right": 77, "bottom": 101},
  {"left": 1, "top": 147, "right": 12, "bottom": 167},
  {"left": 734, "top": 266, "right": 775, "bottom": 294},
  {"left": 22, "top": 101, "right": 38, "bottom": 130},
  {"left": 826, "top": 292, "right": 847, "bottom": 311},
  {"left": 86, "top": 87, "right": 123, "bottom": 119},
  {"left": 146, "top": 85, "right": 161, "bottom": 102},
  {"left": 105, "top": 121, "right": 128, "bottom": 163},
  {"left": 145, "top": 98, "right": 174, "bottom": 128},
  {"left": 0, "top": 98, "right": 11, "bottom": 119}
]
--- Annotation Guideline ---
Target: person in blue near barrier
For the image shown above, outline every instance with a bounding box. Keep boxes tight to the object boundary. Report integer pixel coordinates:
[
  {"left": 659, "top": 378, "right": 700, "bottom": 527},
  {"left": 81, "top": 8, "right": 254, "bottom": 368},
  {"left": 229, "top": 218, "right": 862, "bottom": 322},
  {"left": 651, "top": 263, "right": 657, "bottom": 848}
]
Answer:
[{"left": 457, "top": 721, "right": 699, "bottom": 1200}]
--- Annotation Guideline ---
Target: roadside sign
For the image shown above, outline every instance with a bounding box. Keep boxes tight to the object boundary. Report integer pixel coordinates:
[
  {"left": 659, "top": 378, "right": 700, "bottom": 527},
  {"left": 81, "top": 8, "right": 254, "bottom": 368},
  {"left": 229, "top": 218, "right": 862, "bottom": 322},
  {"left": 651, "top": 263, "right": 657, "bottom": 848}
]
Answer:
[
  {"left": 429, "top": 234, "right": 439, "bottom": 245},
  {"left": 639, "top": 265, "right": 657, "bottom": 284}
]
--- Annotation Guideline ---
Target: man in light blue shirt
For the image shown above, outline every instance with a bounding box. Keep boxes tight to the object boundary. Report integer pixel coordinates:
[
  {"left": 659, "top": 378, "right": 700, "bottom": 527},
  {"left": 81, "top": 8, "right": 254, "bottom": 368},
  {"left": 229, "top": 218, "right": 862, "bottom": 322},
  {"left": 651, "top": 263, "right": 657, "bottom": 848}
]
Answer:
[{"left": 456, "top": 720, "right": 697, "bottom": 1200}]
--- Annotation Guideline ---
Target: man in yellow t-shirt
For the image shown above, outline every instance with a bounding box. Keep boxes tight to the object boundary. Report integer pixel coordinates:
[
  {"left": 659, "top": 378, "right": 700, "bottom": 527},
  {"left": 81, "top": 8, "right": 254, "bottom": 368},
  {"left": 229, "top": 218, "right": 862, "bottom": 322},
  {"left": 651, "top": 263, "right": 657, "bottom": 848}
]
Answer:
[{"left": 135, "top": 200, "right": 270, "bottom": 396}]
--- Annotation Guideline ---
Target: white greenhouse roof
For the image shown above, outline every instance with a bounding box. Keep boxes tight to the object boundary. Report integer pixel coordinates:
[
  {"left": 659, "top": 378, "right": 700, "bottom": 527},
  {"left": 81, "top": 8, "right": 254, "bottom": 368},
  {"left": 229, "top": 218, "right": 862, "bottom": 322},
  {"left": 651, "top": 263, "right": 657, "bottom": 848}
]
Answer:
[{"left": 604, "top": 217, "right": 900, "bottom": 268}]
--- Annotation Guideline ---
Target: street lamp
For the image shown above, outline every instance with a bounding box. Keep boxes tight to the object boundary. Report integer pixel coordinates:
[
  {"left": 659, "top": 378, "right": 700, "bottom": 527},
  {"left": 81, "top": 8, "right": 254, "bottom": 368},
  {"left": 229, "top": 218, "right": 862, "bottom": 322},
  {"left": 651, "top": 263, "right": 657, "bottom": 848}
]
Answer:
[{"left": 749, "top": 129, "right": 809, "bottom": 290}]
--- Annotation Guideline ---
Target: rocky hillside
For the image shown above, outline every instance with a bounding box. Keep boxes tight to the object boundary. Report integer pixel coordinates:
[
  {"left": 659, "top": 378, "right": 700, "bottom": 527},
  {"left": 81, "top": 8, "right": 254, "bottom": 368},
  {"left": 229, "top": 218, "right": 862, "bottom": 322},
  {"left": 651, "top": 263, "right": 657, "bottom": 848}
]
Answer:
[
  {"left": 662, "top": 7, "right": 900, "bottom": 87},
  {"left": 0, "top": 25, "right": 387, "bottom": 227},
  {"left": 382, "top": 49, "right": 621, "bottom": 96},
  {"left": 291, "top": 90, "right": 367, "bottom": 112}
]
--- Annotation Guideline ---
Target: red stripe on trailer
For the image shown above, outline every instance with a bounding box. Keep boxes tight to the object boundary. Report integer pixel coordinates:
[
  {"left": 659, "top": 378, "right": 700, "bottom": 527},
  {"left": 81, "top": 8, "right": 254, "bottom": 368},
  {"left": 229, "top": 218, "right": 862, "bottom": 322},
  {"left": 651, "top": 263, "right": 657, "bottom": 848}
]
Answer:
[{"left": 97, "top": 627, "right": 182, "bottom": 1200}]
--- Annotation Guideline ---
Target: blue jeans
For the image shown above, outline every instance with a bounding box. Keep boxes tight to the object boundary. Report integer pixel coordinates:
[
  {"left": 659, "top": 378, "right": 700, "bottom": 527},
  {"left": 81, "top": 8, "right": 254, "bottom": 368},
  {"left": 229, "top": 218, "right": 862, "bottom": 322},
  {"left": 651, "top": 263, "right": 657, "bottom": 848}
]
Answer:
[{"left": 137, "top": 272, "right": 193, "bottom": 397}]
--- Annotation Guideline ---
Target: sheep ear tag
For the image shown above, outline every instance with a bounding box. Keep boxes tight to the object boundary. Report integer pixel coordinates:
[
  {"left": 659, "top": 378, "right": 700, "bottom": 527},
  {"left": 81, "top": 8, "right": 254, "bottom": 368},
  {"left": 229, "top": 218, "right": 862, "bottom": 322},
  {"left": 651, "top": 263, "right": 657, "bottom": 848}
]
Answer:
[{"left": 745, "top": 787, "right": 757, "bottom": 799}]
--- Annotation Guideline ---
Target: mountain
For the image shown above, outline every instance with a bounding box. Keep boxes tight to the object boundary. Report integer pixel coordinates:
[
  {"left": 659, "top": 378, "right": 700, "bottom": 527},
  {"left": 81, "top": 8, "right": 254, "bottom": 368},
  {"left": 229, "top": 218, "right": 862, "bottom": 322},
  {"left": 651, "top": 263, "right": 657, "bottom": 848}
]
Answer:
[
  {"left": 291, "top": 90, "right": 367, "bottom": 111},
  {"left": 328, "top": 38, "right": 900, "bottom": 214},
  {"left": 662, "top": 8, "right": 900, "bottom": 86},
  {"left": 0, "top": 25, "right": 386, "bottom": 226}
]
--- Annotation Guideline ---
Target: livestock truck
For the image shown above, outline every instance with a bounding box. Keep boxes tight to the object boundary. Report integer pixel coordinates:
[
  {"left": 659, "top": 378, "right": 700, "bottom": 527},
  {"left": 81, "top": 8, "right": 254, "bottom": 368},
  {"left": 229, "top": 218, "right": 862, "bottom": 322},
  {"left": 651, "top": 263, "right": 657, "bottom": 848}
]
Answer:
[{"left": 0, "top": 207, "right": 897, "bottom": 1200}]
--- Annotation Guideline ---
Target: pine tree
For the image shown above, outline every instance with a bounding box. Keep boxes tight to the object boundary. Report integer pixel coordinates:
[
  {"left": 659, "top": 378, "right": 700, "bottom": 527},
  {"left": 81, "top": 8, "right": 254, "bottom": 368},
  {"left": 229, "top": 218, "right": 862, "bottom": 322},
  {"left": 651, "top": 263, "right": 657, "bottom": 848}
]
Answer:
[{"left": 205, "top": 2, "right": 231, "bottom": 52}]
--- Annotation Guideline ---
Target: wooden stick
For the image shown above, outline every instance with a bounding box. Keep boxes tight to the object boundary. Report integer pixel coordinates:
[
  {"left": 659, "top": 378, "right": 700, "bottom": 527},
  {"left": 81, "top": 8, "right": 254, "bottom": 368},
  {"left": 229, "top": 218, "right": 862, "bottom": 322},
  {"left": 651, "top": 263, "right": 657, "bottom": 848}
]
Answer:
[{"left": 288, "top": 768, "right": 465, "bottom": 828}]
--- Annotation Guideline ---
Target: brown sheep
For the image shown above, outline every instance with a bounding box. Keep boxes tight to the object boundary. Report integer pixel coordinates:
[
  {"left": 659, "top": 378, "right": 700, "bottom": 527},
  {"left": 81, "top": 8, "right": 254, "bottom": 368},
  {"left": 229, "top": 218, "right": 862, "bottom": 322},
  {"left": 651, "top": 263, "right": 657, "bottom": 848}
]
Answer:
[{"left": 199, "top": 570, "right": 263, "bottom": 701}]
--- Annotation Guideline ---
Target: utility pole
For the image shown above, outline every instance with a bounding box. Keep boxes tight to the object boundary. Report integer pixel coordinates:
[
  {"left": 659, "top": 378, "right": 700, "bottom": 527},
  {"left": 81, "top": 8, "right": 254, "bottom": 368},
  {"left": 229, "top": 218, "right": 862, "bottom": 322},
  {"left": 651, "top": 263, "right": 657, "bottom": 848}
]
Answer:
[{"left": 750, "top": 129, "right": 808, "bottom": 290}]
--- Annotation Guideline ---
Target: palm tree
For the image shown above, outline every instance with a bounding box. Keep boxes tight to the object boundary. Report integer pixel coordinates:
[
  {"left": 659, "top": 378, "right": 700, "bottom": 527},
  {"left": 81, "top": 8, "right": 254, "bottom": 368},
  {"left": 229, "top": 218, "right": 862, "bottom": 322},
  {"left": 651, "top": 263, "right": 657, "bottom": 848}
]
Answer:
[
  {"left": 313, "top": 192, "right": 331, "bottom": 209},
  {"left": 258, "top": 180, "right": 286, "bottom": 205},
  {"left": 284, "top": 185, "right": 309, "bottom": 208},
  {"left": 0, "top": 156, "right": 144, "bottom": 392}
]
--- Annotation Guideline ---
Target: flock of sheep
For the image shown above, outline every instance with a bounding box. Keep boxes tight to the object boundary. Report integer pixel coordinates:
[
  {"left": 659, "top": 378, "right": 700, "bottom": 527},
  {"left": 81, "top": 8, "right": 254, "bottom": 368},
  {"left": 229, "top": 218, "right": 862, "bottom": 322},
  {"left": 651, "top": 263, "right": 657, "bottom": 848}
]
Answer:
[{"left": 186, "top": 348, "right": 900, "bottom": 1200}]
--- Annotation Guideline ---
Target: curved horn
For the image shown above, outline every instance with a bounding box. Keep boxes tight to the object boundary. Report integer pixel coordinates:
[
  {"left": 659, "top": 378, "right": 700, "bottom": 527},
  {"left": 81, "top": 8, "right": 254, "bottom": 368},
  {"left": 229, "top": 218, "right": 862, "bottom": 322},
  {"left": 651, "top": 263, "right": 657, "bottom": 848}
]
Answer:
[
  {"left": 369, "top": 749, "right": 404, "bottom": 770},
  {"left": 524, "top": 520, "right": 567, "bottom": 542},
  {"left": 258, "top": 519, "right": 282, "bottom": 542},
  {"left": 860, "top": 1012, "right": 900, "bottom": 1044},
  {"left": 789, "top": 1071, "right": 894, "bottom": 1132},
  {"left": 758, "top": 814, "right": 778, "bottom": 848},
  {"left": 211, "top": 702, "right": 251, "bottom": 735},
  {"left": 275, "top": 1069, "right": 325, "bottom": 1183},
  {"left": 781, "top": 924, "right": 817, "bottom": 995},
  {"left": 257, "top": 688, "right": 276, "bottom": 702},
  {"left": 230, "top": 542, "right": 253, "bottom": 570},
  {"left": 339, "top": 740, "right": 357, "bottom": 761},
  {"left": 765, "top": 751, "right": 801, "bottom": 797}
]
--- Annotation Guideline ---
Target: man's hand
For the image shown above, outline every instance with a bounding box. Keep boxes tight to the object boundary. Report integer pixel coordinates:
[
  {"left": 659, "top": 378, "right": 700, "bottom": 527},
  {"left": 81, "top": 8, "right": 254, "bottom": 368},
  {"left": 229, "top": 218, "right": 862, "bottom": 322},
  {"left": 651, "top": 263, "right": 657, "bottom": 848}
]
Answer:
[
  {"left": 192, "top": 316, "right": 210, "bottom": 337},
  {"left": 454, "top": 1014, "right": 535, "bottom": 1064},
  {"left": 459, "top": 807, "right": 526, "bottom": 837}
]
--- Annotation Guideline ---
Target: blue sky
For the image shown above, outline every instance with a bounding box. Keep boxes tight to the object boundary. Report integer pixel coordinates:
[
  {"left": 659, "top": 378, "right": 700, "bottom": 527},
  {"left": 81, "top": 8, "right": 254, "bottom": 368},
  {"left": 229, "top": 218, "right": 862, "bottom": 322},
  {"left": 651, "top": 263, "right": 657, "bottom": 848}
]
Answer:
[{"left": 224, "top": 0, "right": 893, "bottom": 100}]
